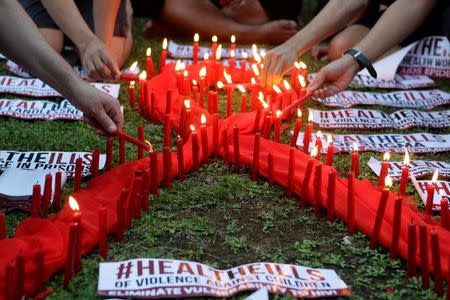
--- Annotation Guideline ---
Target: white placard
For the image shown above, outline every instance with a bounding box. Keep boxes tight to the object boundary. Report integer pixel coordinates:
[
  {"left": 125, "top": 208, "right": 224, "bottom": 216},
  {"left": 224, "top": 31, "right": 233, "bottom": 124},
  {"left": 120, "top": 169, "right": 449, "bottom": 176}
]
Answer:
[
  {"left": 351, "top": 74, "right": 435, "bottom": 89},
  {"left": 245, "top": 287, "right": 269, "bottom": 300},
  {"left": 297, "top": 132, "right": 450, "bottom": 154},
  {"left": 168, "top": 40, "right": 265, "bottom": 60},
  {"left": 367, "top": 157, "right": 450, "bottom": 181},
  {"left": 98, "top": 259, "right": 350, "bottom": 299},
  {"left": 0, "top": 150, "right": 105, "bottom": 178},
  {"left": 0, "top": 52, "right": 5, "bottom": 60},
  {"left": 0, "top": 98, "right": 83, "bottom": 120},
  {"left": 0, "top": 76, "right": 120, "bottom": 98},
  {"left": 5, "top": 60, "right": 87, "bottom": 79},
  {"left": 308, "top": 108, "right": 449, "bottom": 129},
  {"left": 317, "top": 89, "right": 450, "bottom": 109},
  {"left": 411, "top": 177, "right": 450, "bottom": 211}
]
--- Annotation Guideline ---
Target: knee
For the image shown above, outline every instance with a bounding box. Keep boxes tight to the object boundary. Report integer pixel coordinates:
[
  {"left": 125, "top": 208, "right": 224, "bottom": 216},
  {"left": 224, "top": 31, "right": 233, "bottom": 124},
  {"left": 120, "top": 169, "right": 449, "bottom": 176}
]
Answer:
[{"left": 328, "top": 35, "right": 353, "bottom": 61}]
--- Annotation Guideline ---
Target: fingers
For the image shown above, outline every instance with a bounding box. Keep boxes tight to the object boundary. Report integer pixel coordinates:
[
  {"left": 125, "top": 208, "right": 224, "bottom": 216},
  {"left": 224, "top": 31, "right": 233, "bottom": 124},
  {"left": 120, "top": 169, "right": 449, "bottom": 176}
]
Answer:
[
  {"left": 103, "top": 55, "right": 120, "bottom": 80},
  {"left": 93, "top": 55, "right": 112, "bottom": 80},
  {"left": 307, "top": 70, "right": 326, "bottom": 93},
  {"left": 83, "top": 115, "right": 108, "bottom": 136}
]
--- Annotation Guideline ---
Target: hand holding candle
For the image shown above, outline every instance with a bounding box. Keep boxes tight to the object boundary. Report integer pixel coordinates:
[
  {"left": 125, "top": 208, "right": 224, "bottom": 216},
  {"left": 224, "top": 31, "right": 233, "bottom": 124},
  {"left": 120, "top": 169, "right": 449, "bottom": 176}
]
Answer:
[{"left": 115, "top": 129, "right": 152, "bottom": 151}]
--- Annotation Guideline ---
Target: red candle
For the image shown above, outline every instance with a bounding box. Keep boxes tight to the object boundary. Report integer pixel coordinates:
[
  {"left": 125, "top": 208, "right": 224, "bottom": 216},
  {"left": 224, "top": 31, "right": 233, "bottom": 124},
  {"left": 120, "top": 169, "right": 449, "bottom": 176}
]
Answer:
[
  {"left": 230, "top": 34, "right": 236, "bottom": 51},
  {"left": 193, "top": 33, "right": 199, "bottom": 64},
  {"left": 351, "top": 142, "right": 360, "bottom": 178},
  {"left": 42, "top": 173, "right": 52, "bottom": 217},
  {"left": 226, "top": 86, "right": 233, "bottom": 117},
  {"left": 419, "top": 222, "right": 429, "bottom": 288},
  {"left": 425, "top": 185, "right": 436, "bottom": 216},
  {"left": 325, "top": 134, "right": 334, "bottom": 167},
  {"left": 390, "top": 197, "right": 402, "bottom": 259},
  {"left": 163, "top": 146, "right": 172, "bottom": 189},
  {"left": 159, "top": 38, "right": 168, "bottom": 72},
  {"left": 313, "top": 164, "right": 322, "bottom": 215},
  {"left": 0, "top": 212, "right": 5, "bottom": 239},
  {"left": 315, "top": 131, "right": 323, "bottom": 159},
  {"left": 138, "top": 71, "right": 147, "bottom": 113},
  {"left": 53, "top": 171, "right": 62, "bottom": 211},
  {"left": 141, "top": 169, "right": 150, "bottom": 211},
  {"left": 199, "top": 67, "right": 206, "bottom": 108},
  {"left": 370, "top": 175, "right": 392, "bottom": 249},
  {"left": 407, "top": 220, "right": 417, "bottom": 277},
  {"left": 98, "top": 205, "right": 107, "bottom": 259},
  {"left": 177, "top": 136, "right": 185, "bottom": 180},
  {"left": 74, "top": 157, "right": 82, "bottom": 191},
  {"left": 165, "top": 89, "right": 173, "bottom": 115},
  {"left": 237, "top": 85, "right": 247, "bottom": 112},
  {"left": 179, "top": 100, "right": 187, "bottom": 140},
  {"left": 399, "top": 166, "right": 410, "bottom": 196},
  {"left": 297, "top": 73, "right": 307, "bottom": 96},
  {"left": 211, "top": 35, "right": 218, "bottom": 61},
  {"left": 192, "top": 85, "right": 199, "bottom": 104},
  {"left": 251, "top": 133, "right": 261, "bottom": 181},
  {"left": 326, "top": 169, "right": 336, "bottom": 221},
  {"left": 233, "top": 125, "right": 240, "bottom": 170},
  {"left": 115, "top": 129, "right": 152, "bottom": 151},
  {"left": 273, "top": 110, "right": 282, "bottom": 142},
  {"left": 128, "top": 81, "right": 135, "bottom": 108},
  {"left": 302, "top": 113, "right": 313, "bottom": 153},
  {"left": 31, "top": 184, "right": 41, "bottom": 217},
  {"left": 64, "top": 222, "right": 78, "bottom": 287},
  {"left": 228, "top": 49, "right": 235, "bottom": 77},
  {"left": 287, "top": 147, "right": 295, "bottom": 198},
  {"left": 90, "top": 149, "right": 100, "bottom": 178},
  {"left": 212, "top": 114, "right": 219, "bottom": 156},
  {"left": 5, "top": 262, "right": 14, "bottom": 298},
  {"left": 240, "top": 52, "right": 248, "bottom": 82},
  {"left": 262, "top": 113, "right": 272, "bottom": 140},
  {"left": 250, "top": 84, "right": 258, "bottom": 111},
  {"left": 440, "top": 199, "right": 449, "bottom": 229},
  {"left": 430, "top": 230, "right": 443, "bottom": 295},
  {"left": 34, "top": 249, "right": 45, "bottom": 294},
  {"left": 222, "top": 127, "right": 230, "bottom": 163},
  {"left": 163, "top": 114, "right": 172, "bottom": 147},
  {"left": 253, "top": 106, "right": 262, "bottom": 134},
  {"left": 146, "top": 47, "right": 154, "bottom": 79},
  {"left": 290, "top": 109, "right": 302, "bottom": 147},
  {"left": 347, "top": 171, "right": 355, "bottom": 235},
  {"left": 119, "top": 138, "right": 125, "bottom": 165},
  {"left": 115, "top": 188, "right": 128, "bottom": 241},
  {"left": 207, "top": 90, "right": 215, "bottom": 115},
  {"left": 377, "top": 152, "right": 390, "bottom": 186},
  {"left": 149, "top": 150, "right": 159, "bottom": 196},
  {"left": 67, "top": 197, "right": 82, "bottom": 274},
  {"left": 105, "top": 139, "right": 113, "bottom": 171},
  {"left": 191, "top": 125, "right": 200, "bottom": 171},
  {"left": 300, "top": 147, "right": 318, "bottom": 206},
  {"left": 282, "top": 80, "right": 292, "bottom": 107},
  {"left": 200, "top": 114, "right": 209, "bottom": 163},
  {"left": 182, "top": 70, "right": 190, "bottom": 96},
  {"left": 268, "top": 153, "right": 274, "bottom": 186}
]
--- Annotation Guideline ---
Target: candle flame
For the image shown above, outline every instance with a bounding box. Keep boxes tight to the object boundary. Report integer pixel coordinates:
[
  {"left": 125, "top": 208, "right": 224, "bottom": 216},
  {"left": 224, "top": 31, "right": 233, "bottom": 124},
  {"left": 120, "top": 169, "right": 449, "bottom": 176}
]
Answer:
[
  {"left": 260, "top": 49, "right": 266, "bottom": 58},
  {"left": 294, "top": 62, "right": 301, "bottom": 69},
  {"left": 299, "top": 61, "right": 307, "bottom": 69},
  {"left": 190, "top": 124, "right": 196, "bottom": 132},
  {"left": 298, "top": 75, "right": 306, "bottom": 88},
  {"left": 212, "top": 35, "right": 218, "bottom": 43},
  {"left": 297, "top": 108, "right": 302, "bottom": 118},
  {"left": 276, "top": 110, "right": 282, "bottom": 118},
  {"left": 217, "top": 81, "right": 224, "bottom": 89},
  {"left": 139, "top": 71, "right": 147, "bottom": 80},
  {"left": 316, "top": 131, "right": 323, "bottom": 139},
  {"left": 192, "top": 79, "right": 197, "bottom": 86},
  {"left": 203, "top": 52, "right": 210, "bottom": 61},
  {"left": 237, "top": 84, "right": 246, "bottom": 94},
  {"left": 199, "top": 66, "right": 207, "bottom": 78},
  {"left": 253, "top": 52, "right": 262, "bottom": 64},
  {"left": 215, "top": 44, "right": 222, "bottom": 60},
  {"left": 258, "top": 91, "right": 269, "bottom": 109},
  {"left": 242, "top": 51, "right": 248, "bottom": 59},
  {"left": 184, "top": 99, "right": 191, "bottom": 109},
  {"left": 353, "top": 142, "right": 358, "bottom": 152},
  {"left": 272, "top": 85, "right": 282, "bottom": 94},
  {"left": 175, "top": 60, "right": 183, "bottom": 72},
  {"left": 431, "top": 169, "right": 439, "bottom": 183},
  {"left": 194, "top": 33, "right": 199, "bottom": 43},
  {"left": 308, "top": 111, "right": 313, "bottom": 122},
  {"left": 310, "top": 146, "right": 319, "bottom": 158},
  {"left": 327, "top": 134, "right": 333, "bottom": 144},
  {"left": 146, "top": 47, "right": 151, "bottom": 57},
  {"left": 69, "top": 196, "right": 79, "bottom": 211},
  {"left": 403, "top": 147, "right": 410, "bottom": 166},
  {"left": 162, "top": 38, "right": 168, "bottom": 50},
  {"left": 183, "top": 70, "right": 189, "bottom": 78},
  {"left": 250, "top": 77, "right": 256, "bottom": 85},
  {"left": 201, "top": 113, "right": 206, "bottom": 125},
  {"left": 385, "top": 175, "right": 393, "bottom": 188},
  {"left": 251, "top": 64, "right": 260, "bottom": 76},
  {"left": 230, "top": 49, "right": 235, "bottom": 58},
  {"left": 130, "top": 80, "right": 135, "bottom": 87},
  {"left": 231, "top": 35, "right": 236, "bottom": 43},
  {"left": 130, "top": 61, "right": 138, "bottom": 72},
  {"left": 383, "top": 152, "right": 390, "bottom": 161},
  {"left": 145, "top": 140, "right": 153, "bottom": 151},
  {"left": 252, "top": 44, "right": 258, "bottom": 56},
  {"left": 223, "top": 70, "right": 232, "bottom": 84},
  {"left": 283, "top": 80, "right": 291, "bottom": 91}
]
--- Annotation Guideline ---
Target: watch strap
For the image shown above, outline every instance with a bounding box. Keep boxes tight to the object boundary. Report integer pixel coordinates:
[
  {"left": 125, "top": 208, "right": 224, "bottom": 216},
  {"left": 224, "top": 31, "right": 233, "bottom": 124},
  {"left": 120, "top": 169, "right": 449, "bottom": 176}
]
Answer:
[{"left": 344, "top": 48, "right": 377, "bottom": 79}]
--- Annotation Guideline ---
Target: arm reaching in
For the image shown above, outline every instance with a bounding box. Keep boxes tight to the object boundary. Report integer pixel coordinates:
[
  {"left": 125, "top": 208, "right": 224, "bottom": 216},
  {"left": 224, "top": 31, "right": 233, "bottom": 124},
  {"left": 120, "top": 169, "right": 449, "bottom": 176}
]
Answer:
[
  {"left": 308, "top": 0, "right": 437, "bottom": 98},
  {"left": 0, "top": 0, "right": 123, "bottom": 135}
]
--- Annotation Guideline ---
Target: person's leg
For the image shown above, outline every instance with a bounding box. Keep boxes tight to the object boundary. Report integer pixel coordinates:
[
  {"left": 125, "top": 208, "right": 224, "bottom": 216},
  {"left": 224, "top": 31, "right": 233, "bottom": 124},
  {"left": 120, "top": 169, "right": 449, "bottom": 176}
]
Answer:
[
  {"left": 328, "top": 25, "right": 369, "bottom": 61},
  {"left": 221, "top": 0, "right": 270, "bottom": 25},
  {"left": 39, "top": 28, "right": 64, "bottom": 53},
  {"left": 109, "top": 0, "right": 132, "bottom": 67}
]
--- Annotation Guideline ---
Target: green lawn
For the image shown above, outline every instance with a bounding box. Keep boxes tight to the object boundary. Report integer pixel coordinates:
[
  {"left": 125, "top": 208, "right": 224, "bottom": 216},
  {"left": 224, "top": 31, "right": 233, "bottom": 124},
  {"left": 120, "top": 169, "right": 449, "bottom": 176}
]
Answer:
[{"left": 1, "top": 15, "right": 450, "bottom": 300}]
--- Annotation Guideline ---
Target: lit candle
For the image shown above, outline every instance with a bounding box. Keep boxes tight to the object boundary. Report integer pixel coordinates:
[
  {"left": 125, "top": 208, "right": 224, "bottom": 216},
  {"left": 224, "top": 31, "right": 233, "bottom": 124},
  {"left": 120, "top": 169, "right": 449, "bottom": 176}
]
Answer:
[
  {"left": 159, "top": 38, "right": 168, "bottom": 72},
  {"left": 251, "top": 133, "right": 261, "bottom": 180},
  {"left": 98, "top": 205, "right": 107, "bottom": 259},
  {"left": 300, "top": 146, "right": 318, "bottom": 206},
  {"left": 273, "top": 110, "right": 282, "bottom": 142},
  {"left": 182, "top": 70, "right": 190, "bottom": 96},
  {"left": 230, "top": 34, "right": 236, "bottom": 51},
  {"left": 53, "top": 171, "right": 62, "bottom": 211},
  {"left": 199, "top": 67, "right": 206, "bottom": 108},
  {"left": 138, "top": 71, "right": 147, "bottom": 113},
  {"left": 179, "top": 99, "right": 191, "bottom": 140},
  {"left": 191, "top": 125, "right": 200, "bottom": 171},
  {"left": 42, "top": 173, "right": 52, "bottom": 217},
  {"left": 237, "top": 84, "right": 247, "bottom": 112},
  {"left": 347, "top": 171, "right": 355, "bottom": 235},
  {"left": 163, "top": 114, "right": 172, "bottom": 147},
  {"left": 233, "top": 125, "right": 240, "bottom": 170},
  {"left": 302, "top": 112, "right": 313, "bottom": 153},
  {"left": 325, "top": 135, "right": 334, "bottom": 167},
  {"left": 240, "top": 51, "right": 248, "bottom": 82},
  {"left": 193, "top": 33, "right": 199, "bottom": 64},
  {"left": 212, "top": 114, "right": 219, "bottom": 156},
  {"left": 74, "top": 157, "right": 82, "bottom": 191},
  {"left": 399, "top": 147, "right": 410, "bottom": 195},
  {"left": 377, "top": 152, "right": 390, "bottom": 186},
  {"left": 228, "top": 49, "right": 235, "bottom": 77},
  {"left": 192, "top": 81, "right": 199, "bottom": 103},
  {"left": 138, "top": 125, "right": 145, "bottom": 159},
  {"left": 290, "top": 109, "right": 302, "bottom": 147},
  {"left": 351, "top": 142, "right": 360, "bottom": 178},
  {"left": 119, "top": 138, "right": 125, "bottom": 164},
  {"left": 287, "top": 147, "right": 295, "bottom": 198},
  {"left": 211, "top": 35, "right": 218, "bottom": 60},
  {"left": 175, "top": 60, "right": 184, "bottom": 92},
  {"left": 200, "top": 114, "right": 209, "bottom": 163},
  {"left": 291, "top": 62, "right": 300, "bottom": 91},
  {"left": 145, "top": 47, "right": 154, "bottom": 78},
  {"left": 425, "top": 169, "right": 439, "bottom": 215},
  {"left": 315, "top": 131, "right": 323, "bottom": 158},
  {"left": 282, "top": 80, "right": 292, "bottom": 107},
  {"left": 177, "top": 136, "right": 185, "bottom": 180},
  {"left": 225, "top": 85, "right": 233, "bottom": 117},
  {"left": 262, "top": 112, "right": 272, "bottom": 140},
  {"left": 115, "top": 129, "right": 152, "bottom": 151},
  {"left": 251, "top": 44, "right": 258, "bottom": 64},
  {"left": 163, "top": 146, "right": 172, "bottom": 189},
  {"left": 326, "top": 169, "right": 337, "bottom": 222},
  {"left": 64, "top": 197, "right": 81, "bottom": 286},
  {"left": 31, "top": 184, "right": 41, "bottom": 217},
  {"left": 430, "top": 230, "right": 443, "bottom": 296},
  {"left": 105, "top": 139, "right": 113, "bottom": 171},
  {"left": 268, "top": 153, "right": 274, "bottom": 186},
  {"left": 419, "top": 223, "right": 429, "bottom": 288},
  {"left": 407, "top": 220, "right": 417, "bottom": 277},
  {"left": 250, "top": 77, "right": 258, "bottom": 111},
  {"left": 0, "top": 212, "right": 5, "bottom": 239},
  {"left": 272, "top": 84, "right": 282, "bottom": 109},
  {"left": 128, "top": 81, "right": 135, "bottom": 108},
  {"left": 390, "top": 197, "right": 402, "bottom": 259},
  {"left": 370, "top": 176, "right": 392, "bottom": 249},
  {"left": 297, "top": 74, "right": 307, "bottom": 97},
  {"left": 313, "top": 164, "right": 322, "bottom": 215}
]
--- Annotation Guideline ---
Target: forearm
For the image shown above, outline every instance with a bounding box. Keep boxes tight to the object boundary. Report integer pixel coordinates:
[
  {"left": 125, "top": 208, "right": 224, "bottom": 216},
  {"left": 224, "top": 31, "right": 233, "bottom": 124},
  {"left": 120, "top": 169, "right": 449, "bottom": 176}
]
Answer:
[
  {"left": 354, "top": 0, "right": 437, "bottom": 61},
  {"left": 285, "top": 0, "right": 369, "bottom": 55},
  {"left": 93, "top": 0, "right": 120, "bottom": 48},
  {"left": 0, "top": 0, "right": 85, "bottom": 100}
]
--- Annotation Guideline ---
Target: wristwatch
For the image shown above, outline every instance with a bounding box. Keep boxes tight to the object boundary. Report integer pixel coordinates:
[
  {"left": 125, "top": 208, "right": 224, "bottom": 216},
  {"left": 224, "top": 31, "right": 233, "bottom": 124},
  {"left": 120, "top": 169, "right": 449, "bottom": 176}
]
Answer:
[{"left": 344, "top": 48, "right": 377, "bottom": 78}]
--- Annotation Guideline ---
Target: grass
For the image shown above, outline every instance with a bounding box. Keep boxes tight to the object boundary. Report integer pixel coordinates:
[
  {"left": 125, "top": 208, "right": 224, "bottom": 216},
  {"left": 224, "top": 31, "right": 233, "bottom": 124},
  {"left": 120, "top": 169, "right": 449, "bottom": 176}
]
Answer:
[{"left": 1, "top": 10, "right": 450, "bottom": 300}]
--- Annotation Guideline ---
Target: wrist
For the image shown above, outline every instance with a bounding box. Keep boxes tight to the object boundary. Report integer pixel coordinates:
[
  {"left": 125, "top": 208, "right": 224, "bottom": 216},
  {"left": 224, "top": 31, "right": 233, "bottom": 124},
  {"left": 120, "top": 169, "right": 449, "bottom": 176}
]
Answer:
[{"left": 76, "top": 32, "right": 98, "bottom": 52}]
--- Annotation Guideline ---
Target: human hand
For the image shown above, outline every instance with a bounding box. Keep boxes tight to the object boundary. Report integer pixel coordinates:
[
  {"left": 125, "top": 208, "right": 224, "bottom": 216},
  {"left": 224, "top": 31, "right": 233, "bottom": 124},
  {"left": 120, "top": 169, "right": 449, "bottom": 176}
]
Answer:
[
  {"left": 219, "top": 0, "right": 245, "bottom": 8},
  {"left": 311, "top": 44, "right": 329, "bottom": 61},
  {"left": 78, "top": 36, "right": 120, "bottom": 81},
  {"left": 260, "top": 43, "right": 298, "bottom": 88},
  {"left": 307, "top": 55, "right": 360, "bottom": 98}
]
